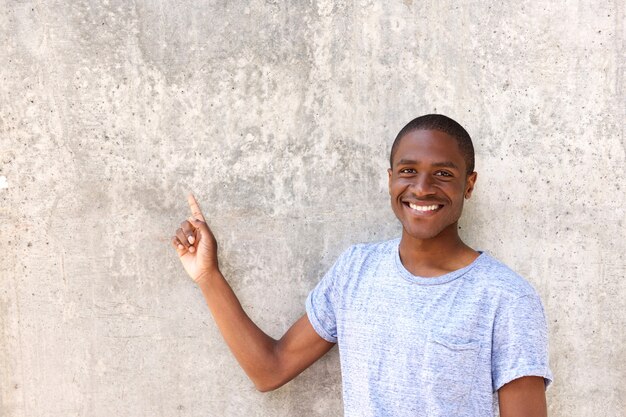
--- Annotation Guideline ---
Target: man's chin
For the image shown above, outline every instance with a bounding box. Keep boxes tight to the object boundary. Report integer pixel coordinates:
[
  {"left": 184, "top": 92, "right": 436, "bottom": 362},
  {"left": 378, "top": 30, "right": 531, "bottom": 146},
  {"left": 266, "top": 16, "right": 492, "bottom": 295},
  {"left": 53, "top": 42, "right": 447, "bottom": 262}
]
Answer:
[
  {"left": 401, "top": 228, "right": 441, "bottom": 242},
  {"left": 400, "top": 221, "right": 460, "bottom": 242}
]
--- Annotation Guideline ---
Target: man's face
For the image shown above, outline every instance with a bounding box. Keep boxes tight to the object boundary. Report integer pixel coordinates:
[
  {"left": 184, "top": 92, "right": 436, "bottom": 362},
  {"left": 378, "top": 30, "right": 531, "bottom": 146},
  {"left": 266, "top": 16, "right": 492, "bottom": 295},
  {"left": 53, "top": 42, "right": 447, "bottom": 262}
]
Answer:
[{"left": 388, "top": 129, "right": 477, "bottom": 241}]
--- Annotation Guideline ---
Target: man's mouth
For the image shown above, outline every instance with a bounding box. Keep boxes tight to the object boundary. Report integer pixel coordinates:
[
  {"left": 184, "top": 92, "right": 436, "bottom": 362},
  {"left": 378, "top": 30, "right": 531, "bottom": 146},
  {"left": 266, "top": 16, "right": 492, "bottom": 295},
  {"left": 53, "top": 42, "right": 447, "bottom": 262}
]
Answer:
[{"left": 405, "top": 202, "right": 443, "bottom": 213}]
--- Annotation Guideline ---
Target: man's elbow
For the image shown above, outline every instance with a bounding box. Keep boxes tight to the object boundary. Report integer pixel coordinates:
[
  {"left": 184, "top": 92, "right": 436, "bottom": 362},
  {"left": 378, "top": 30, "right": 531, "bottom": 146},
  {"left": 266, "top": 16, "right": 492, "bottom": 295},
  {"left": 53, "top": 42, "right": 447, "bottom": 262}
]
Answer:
[
  {"left": 254, "top": 382, "right": 278, "bottom": 393},
  {"left": 253, "top": 377, "right": 287, "bottom": 393},
  {"left": 251, "top": 365, "right": 294, "bottom": 392},
  {"left": 249, "top": 345, "right": 300, "bottom": 392}
]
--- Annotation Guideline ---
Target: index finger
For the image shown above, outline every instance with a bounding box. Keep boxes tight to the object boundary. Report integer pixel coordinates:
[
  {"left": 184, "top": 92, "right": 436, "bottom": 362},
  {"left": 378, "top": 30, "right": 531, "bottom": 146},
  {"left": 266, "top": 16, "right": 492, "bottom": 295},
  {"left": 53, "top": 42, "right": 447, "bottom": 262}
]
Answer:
[{"left": 187, "top": 193, "right": 206, "bottom": 221}]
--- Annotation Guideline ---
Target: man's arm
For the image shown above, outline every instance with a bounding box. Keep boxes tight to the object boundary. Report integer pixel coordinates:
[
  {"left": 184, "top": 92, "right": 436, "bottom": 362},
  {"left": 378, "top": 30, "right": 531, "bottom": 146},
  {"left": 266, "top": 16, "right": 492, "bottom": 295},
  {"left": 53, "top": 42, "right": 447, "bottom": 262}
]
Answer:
[
  {"left": 498, "top": 376, "right": 547, "bottom": 417},
  {"left": 195, "top": 271, "right": 335, "bottom": 391},
  {"left": 171, "top": 194, "right": 334, "bottom": 392}
]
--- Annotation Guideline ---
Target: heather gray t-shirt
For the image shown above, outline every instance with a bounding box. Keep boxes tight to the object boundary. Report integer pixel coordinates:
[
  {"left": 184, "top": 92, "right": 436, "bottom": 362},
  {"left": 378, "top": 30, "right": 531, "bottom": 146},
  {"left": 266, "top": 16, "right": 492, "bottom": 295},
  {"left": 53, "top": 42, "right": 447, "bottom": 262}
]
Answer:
[{"left": 306, "top": 239, "right": 552, "bottom": 417}]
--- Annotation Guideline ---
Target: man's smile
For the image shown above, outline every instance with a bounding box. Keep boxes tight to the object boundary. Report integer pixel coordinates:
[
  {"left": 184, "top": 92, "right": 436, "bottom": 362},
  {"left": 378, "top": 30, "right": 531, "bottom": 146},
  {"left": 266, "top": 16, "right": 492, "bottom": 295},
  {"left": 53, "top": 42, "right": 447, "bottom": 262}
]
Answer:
[{"left": 403, "top": 201, "right": 444, "bottom": 213}]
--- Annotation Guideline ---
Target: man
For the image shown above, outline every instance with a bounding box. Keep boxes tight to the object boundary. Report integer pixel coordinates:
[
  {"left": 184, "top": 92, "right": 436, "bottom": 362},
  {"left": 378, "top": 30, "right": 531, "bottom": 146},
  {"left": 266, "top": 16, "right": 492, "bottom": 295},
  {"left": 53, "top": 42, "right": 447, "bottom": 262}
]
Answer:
[{"left": 171, "top": 114, "right": 552, "bottom": 417}]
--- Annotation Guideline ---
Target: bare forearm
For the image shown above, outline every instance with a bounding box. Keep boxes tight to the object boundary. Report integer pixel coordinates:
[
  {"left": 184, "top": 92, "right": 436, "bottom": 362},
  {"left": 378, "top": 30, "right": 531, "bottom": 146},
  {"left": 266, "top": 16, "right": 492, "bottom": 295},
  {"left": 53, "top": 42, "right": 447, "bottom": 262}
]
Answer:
[{"left": 196, "top": 270, "right": 280, "bottom": 389}]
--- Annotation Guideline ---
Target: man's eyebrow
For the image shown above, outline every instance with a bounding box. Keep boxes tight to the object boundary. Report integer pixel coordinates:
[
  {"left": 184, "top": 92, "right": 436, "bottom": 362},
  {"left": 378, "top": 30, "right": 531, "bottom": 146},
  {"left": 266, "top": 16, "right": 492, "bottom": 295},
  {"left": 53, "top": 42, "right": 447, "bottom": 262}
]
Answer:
[
  {"left": 395, "top": 159, "right": 460, "bottom": 170},
  {"left": 431, "top": 161, "right": 460, "bottom": 170}
]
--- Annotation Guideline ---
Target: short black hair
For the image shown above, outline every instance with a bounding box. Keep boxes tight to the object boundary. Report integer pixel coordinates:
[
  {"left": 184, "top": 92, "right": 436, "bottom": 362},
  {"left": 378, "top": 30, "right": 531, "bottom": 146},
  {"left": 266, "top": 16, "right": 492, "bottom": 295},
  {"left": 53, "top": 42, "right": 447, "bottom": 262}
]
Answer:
[{"left": 389, "top": 114, "right": 475, "bottom": 174}]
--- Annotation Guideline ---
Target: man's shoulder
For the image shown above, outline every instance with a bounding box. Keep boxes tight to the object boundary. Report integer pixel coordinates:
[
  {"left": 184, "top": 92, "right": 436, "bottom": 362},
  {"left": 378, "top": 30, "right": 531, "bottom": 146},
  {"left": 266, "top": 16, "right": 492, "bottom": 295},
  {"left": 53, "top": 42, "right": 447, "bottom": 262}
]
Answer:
[
  {"left": 340, "top": 238, "right": 399, "bottom": 262},
  {"left": 347, "top": 237, "right": 399, "bottom": 253},
  {"left": 472, "top": 252, "right": 540, "bottom": 300},
  {"left": 328, "top": 238, "right": 399, "bottom": 276}
]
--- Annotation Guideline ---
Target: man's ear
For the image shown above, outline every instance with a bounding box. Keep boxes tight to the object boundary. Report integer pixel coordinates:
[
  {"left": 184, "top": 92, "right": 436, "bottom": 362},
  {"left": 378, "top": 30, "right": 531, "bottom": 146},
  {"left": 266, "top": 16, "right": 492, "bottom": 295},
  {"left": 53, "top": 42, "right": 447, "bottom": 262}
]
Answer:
[
  {"left": 387, "top": 168, "right": 392, "bottom": 195},
  {"left": 464, "top": 172, "right": 477, "bottom": 199}
]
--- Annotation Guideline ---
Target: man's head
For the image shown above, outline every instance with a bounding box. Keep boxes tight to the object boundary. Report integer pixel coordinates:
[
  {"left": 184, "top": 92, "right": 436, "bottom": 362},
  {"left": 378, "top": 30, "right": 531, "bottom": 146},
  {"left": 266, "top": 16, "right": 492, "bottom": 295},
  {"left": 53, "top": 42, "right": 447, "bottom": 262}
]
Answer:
[
  {"left": 387, "top": 115, "right": 477, "bottom": 241},
  {"left": 389, "top": 114, "right": 475, "bottom": 174}
]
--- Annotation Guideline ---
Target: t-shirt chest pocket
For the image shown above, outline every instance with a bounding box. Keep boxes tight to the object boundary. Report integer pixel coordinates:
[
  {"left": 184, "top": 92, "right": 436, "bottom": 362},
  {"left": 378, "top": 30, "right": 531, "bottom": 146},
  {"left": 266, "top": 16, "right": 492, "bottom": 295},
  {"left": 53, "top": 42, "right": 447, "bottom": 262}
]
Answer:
[{"left": 420, "top": 334, "right": 481, "bottom": 415}]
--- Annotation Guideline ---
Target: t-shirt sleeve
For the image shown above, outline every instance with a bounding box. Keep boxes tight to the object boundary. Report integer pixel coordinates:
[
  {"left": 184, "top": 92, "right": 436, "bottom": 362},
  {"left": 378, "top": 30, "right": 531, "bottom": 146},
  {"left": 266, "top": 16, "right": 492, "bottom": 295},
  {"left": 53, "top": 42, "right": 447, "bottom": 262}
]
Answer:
[
  {"left": 305, "top": 247, "right": 353, "bottom": 343},
  {"left": 492, "top": 293, "right": 553, "bottom": 392}
]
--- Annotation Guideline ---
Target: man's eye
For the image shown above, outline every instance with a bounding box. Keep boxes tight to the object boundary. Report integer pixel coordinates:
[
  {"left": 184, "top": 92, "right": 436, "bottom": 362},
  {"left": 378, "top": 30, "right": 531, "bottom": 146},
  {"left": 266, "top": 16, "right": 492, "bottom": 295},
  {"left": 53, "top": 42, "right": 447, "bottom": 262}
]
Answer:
[
  {"left": 434, "top": 171, "right": 452, "bottom": 177},
  {"left": 399, "top": 168, "right": 416, "bottom": 174}
]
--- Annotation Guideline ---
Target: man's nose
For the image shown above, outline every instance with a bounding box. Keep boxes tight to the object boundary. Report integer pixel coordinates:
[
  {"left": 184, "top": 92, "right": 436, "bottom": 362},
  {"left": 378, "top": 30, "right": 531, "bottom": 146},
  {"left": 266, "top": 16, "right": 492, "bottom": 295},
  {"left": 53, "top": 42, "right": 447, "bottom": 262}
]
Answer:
[{"left": 410, "top": 174, "right": 436, "bottom": 197}]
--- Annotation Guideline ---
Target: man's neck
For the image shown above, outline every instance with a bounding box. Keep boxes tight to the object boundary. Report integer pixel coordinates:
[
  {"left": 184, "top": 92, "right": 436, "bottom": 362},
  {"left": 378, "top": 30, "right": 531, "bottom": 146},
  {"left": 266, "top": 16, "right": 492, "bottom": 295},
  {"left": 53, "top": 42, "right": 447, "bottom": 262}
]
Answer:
[{"left": 398, "top": 226, "right": 479, "bottom": 278}]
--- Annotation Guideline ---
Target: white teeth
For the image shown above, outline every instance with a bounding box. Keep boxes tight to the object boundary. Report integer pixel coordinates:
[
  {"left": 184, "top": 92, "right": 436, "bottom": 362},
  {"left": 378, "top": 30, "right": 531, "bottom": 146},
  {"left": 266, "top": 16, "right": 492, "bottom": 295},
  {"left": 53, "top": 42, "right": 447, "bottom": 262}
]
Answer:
[{"left": 408, "top": 203, "right": 439, "bottom": 212}]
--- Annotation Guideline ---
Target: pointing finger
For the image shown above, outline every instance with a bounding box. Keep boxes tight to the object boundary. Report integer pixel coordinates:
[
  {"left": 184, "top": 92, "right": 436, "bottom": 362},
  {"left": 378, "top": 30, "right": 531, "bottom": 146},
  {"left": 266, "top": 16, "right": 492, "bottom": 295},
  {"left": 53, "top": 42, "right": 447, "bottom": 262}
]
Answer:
[{"left": 187, "top": 193, "right": 206, "bottom": 222}]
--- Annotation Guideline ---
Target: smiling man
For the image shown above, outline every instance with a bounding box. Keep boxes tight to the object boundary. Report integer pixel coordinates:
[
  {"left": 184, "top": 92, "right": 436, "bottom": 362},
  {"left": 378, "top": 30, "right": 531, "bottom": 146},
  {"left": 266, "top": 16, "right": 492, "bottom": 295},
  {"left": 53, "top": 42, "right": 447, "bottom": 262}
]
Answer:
[{"left": 172, "top": 114, "right": 552, "bottom": 417}]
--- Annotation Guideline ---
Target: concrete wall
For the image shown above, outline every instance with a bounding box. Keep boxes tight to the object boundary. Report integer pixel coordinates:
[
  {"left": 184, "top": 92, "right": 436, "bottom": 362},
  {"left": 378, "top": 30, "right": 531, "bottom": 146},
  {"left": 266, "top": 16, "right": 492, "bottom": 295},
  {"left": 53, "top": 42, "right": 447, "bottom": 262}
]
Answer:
[{"left": 1, "top": 1, "right": 624, "bottom": 416}]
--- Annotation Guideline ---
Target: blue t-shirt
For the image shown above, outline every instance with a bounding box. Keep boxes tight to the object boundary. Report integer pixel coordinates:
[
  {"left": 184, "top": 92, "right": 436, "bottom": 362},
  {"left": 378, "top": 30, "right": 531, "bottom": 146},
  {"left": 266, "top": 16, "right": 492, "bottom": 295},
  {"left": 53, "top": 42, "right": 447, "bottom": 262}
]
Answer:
[{"left": 306, "top": 239, "right": 552, "bottom": 417}]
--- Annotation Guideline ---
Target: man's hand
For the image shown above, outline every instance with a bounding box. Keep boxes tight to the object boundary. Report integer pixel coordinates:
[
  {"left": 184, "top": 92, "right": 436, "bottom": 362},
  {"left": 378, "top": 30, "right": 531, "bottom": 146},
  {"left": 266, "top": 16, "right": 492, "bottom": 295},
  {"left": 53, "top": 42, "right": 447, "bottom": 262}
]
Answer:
[{"left": 171, "top": 193, "right": 219, "bottom": 283}]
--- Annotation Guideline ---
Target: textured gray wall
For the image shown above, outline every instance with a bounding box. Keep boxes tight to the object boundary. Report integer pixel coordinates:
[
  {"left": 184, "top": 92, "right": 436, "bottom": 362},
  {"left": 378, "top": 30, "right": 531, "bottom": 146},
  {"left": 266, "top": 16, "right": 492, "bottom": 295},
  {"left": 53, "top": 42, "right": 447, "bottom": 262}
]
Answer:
[{"left": 1, "top": 1, "right": 624, "bottom": 416}]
